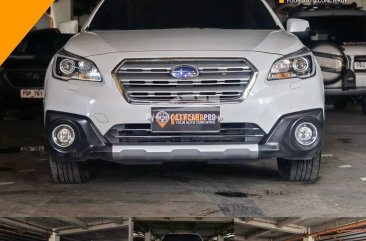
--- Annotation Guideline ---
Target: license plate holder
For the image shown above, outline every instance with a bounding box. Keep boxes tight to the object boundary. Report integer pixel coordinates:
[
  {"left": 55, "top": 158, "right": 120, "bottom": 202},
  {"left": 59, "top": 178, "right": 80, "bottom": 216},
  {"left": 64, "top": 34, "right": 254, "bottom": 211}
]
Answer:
[
  {"left": 20, "top": 89, "right": 44, "bottom": 99},
  {"left": 151, "top": 107, "right": 220, "bottom": 133}
]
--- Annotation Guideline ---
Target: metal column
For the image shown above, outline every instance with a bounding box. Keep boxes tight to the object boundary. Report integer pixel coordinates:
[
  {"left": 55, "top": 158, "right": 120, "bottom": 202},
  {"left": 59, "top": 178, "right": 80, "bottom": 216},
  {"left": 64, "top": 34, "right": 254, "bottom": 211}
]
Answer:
[
  {"left": 129, "top": 218, "right": 135, "bottom": 241},
  {"left": 49, "top": 232, "right": 60, "bottom": 241},
  {"left": 145, "top": 230, "right": 152, "bottom": 241}
]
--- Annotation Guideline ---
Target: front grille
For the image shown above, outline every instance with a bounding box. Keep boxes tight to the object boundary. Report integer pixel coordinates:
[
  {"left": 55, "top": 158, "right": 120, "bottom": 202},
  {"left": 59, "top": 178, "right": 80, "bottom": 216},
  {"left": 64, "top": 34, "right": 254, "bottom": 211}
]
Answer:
[
  {"left": 105, "top": 123, "right": 266, "bottom": 145},
  {"left": 114, "top": 58, "right": 256, "bottom": 103},
  {"left": 5, "top": 70, "right": 45, "bottom": 88}
]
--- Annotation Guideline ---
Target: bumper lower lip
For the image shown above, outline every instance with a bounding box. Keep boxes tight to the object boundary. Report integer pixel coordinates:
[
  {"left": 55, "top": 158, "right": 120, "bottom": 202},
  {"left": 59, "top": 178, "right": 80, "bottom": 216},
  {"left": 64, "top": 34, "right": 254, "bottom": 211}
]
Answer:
[
  {"left": 46, "top": 108, "right": 324, "bottom": 163},
  {"left": 112, "top": 144, "right": 260, "bottom": 163},
  {"left": 325, "top": 88, "right": 366, "bottom": 96}
]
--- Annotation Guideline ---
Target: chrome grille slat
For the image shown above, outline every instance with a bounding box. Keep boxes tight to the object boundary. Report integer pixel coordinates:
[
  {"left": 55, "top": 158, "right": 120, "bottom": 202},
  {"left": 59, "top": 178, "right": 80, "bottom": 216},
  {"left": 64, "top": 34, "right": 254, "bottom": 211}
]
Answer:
[
  {"left": 118, "top": 74, "right": 251, "bottom": 81},
  {"left": 118, "top": 60, "right": 251, "bottom": 70},
  {"left": 115, "top": 58, "right": 256, "bottom": 103},
  {"left": 127, "top": 86, "right": 244, "bottom": 93},
  {"left": 117, "top": 69, "right": 252, "bottom": 74},
  {"left": 199, "top": 69, "right": 251, "bottom": 74},
  {"left": 129, "top": 94, "right": 242, "bottom": 98},
  {"left": 119, "top": 70, "right": 171, "bottom": 74}
]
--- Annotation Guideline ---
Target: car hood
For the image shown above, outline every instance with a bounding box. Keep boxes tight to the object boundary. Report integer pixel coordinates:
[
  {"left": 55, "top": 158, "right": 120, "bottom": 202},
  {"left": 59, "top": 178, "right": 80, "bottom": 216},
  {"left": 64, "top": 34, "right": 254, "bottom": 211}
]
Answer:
[{"left": 64, "top": 29, "right": 303, "bottom": 57}]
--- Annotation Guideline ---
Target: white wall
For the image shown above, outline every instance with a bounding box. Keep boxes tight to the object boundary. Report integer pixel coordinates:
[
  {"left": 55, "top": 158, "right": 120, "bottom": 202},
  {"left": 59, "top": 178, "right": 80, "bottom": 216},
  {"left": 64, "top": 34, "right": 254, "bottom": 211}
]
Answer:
[
  {"left": 34, "top": 14, "right": 53, "bottom": 29},
  {"left": 51, "top": 0, "right": 72, "bottom": 28},
  {"left": 350, "top": 0, "right": 364, "bottom": 8}
]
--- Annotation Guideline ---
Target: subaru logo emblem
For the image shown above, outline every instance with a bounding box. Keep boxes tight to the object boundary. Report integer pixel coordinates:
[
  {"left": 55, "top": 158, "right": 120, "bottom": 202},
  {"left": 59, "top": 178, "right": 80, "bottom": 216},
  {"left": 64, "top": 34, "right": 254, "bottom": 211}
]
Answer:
[{"left": 171, "top": 65, "right": 199, "bottom": 79}]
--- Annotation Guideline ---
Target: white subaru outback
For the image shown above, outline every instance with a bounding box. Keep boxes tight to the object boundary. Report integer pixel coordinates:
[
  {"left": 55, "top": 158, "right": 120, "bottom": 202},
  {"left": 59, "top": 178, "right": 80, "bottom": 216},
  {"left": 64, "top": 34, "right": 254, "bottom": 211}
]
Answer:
[{"left": 44, "top": 0, "right": 325, "bottom": 183}]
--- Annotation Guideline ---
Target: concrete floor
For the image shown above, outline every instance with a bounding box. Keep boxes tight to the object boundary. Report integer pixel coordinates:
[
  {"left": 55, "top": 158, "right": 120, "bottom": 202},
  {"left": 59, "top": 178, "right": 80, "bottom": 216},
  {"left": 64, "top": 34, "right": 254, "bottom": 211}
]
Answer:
[{"left": 0, "top": 105, "right": 366, "bottom": 217}]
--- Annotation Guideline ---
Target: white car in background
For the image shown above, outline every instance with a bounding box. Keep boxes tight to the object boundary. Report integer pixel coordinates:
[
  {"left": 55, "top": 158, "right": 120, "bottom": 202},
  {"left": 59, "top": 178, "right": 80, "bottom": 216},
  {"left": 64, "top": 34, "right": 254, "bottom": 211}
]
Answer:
[
  {"left": 289, "top": 3, "right": 366, "bottom": 113},
  {"left": 44, "top": 0, "right": 324, "bottom": 183}
]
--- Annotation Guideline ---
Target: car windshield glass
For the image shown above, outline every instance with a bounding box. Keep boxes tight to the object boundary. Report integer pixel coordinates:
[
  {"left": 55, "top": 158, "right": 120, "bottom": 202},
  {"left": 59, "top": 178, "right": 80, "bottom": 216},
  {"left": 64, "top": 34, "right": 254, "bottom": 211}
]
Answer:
[
  {"left": 12, "top": 32, "right": 71, "bottom": 56},
  {"left": 162, "top": 234, "right": 202, "bottom": 241},
  {"left": 304, "top": 16, "right": 366, "bottom": 44},
  {"left": 88, "top": 0, "right": 278, "bottom": 30}
]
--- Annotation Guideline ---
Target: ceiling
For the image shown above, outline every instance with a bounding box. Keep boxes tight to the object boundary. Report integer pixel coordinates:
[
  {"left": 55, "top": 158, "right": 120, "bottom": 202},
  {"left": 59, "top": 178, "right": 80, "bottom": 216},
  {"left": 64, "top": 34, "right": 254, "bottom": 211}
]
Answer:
[
  {"left": 0, "top": 217, "right": 129, "bottom": 241},
  {"left": 2, "top": 217, "right": 366, "bottom": 241},
  {"left": 234, "top": 218, "right": 366, "bottom": 241},
  {"left": 133, "top": 218, "right": 234, "bottom": 241}
]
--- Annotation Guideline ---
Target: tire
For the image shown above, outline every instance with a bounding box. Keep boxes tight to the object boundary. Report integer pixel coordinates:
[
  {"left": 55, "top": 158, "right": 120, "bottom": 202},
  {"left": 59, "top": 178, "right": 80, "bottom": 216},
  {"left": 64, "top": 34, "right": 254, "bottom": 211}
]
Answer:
[
  {"left": 277, "top": 153, "right": 321, "bottom": 182},
  {"left": 362, "top": 102, "right": 366, "bottom": 115},
  {"left": 49, "top": 156, "right": 91, "bottom": 184},
  {"left": 311, "top": 42, "right": 347, "bottom": 85}
]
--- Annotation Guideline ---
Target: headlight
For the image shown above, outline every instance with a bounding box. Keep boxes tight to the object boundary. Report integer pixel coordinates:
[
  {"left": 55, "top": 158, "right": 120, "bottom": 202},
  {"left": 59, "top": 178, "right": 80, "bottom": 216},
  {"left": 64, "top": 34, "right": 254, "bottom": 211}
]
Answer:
[
  {"left": 268, "top": 48, "right": 315, "bottom": 80},
  {"left": 53, "top": 50, "right": 102, "bottom": 82}
]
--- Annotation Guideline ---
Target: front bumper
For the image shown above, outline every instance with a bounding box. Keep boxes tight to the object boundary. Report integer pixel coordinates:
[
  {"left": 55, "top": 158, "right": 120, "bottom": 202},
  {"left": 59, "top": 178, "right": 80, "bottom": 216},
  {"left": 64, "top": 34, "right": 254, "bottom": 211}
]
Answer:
[
  {"left": 325, "top": 88, "right": 366, "bottom": 96},
  {"left": 325, "top": 72, "right": 366, "bottom": 96},
  {"left": 46, "top": 109, "right": 324, "bottom": 164}
]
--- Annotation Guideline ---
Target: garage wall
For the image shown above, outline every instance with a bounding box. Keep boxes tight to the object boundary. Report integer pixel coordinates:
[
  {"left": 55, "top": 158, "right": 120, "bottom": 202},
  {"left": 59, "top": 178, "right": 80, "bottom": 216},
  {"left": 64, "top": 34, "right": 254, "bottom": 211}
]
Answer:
[
  {"left": 34, "top": 14, "right": 52, "bottom": 29},
  {"left": 51, "top": 0, "right": 73, "bottom": 28},
  {"left": 350, "top": 0, "right": 365, "bottom": 8}
]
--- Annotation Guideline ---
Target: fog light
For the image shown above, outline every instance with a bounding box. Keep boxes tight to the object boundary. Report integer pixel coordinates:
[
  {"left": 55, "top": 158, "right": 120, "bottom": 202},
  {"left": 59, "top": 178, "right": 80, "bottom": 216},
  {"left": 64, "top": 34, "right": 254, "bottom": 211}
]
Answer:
[
  {"left": 294, "top": 122, "right": 318, "bottom": 146},
  {"left": 52, "top": 124, "right": 76, "bottom": 148}
]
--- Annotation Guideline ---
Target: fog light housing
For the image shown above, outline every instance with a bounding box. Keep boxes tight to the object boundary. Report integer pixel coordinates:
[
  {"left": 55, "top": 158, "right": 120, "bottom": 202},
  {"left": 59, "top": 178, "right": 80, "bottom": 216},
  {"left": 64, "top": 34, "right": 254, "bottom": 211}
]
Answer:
[
  {"left": 294, "top": 122, "right": 318, "bottom": 147},
  {"left": 52, "top": 124, "right": 76, "bottom": 148}
]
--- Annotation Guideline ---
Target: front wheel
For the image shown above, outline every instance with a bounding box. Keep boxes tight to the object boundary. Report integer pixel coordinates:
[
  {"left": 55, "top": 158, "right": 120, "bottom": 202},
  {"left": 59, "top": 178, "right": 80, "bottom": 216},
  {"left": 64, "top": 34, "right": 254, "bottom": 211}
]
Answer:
[
  {"left": 277, "top": 153, "right": 321, "bottom": 182},
  {"left": 49, "top": 156, "right": 91, "bottom": 184}
]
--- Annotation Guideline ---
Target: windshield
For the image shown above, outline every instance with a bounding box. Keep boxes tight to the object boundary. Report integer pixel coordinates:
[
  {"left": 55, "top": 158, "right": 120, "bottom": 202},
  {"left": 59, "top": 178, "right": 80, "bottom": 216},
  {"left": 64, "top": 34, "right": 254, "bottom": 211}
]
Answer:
[
  {"left": 12, "top": 32, "right": 72, "bottom": 57},
  {"left": 304, "top": 16, "right": 366, "bottom": 44},
  {"left": 88, "top": 0, "right": 278, "bottom": 31}
]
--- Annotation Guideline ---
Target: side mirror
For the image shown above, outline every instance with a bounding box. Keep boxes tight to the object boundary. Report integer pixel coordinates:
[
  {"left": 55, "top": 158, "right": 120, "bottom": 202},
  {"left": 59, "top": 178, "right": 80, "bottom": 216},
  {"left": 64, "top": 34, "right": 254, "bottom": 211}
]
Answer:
[
  {"left": 59, "top": 20, "right": 79, "bottom": 34},
  {"left": 287, "top": 18, "right": 310, "bottom": 38}
]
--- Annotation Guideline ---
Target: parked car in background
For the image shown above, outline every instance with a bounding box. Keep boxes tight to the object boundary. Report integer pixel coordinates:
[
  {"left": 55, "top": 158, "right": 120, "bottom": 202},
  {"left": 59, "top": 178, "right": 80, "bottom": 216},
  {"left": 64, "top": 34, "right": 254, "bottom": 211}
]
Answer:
[
  {"left": 0, "top": 29, "right": 73, "bottom": 118},
  {"left": 288, "top": 3, "right": 366, "bottom": 113}
]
